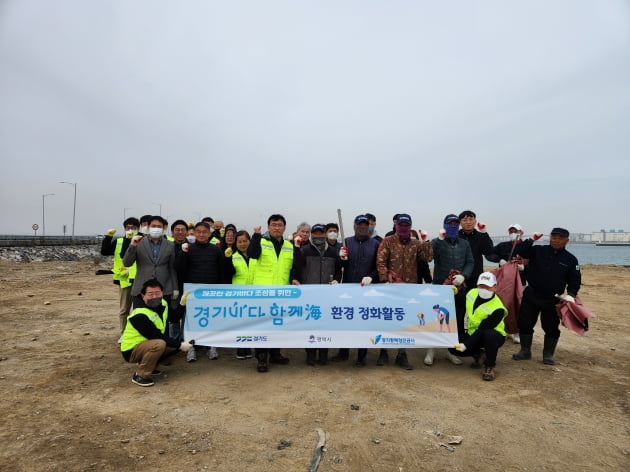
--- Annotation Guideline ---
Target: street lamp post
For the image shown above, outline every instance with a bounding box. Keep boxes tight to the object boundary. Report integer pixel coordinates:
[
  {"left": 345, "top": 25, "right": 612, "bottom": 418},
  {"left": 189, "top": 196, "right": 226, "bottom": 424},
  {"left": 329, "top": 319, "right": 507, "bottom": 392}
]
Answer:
[
  {"left": 60, "top": 181, "right": 77, "bottom": 239},
  {"left": 42, "top": 193, "right": 54, "bottom": 237}
]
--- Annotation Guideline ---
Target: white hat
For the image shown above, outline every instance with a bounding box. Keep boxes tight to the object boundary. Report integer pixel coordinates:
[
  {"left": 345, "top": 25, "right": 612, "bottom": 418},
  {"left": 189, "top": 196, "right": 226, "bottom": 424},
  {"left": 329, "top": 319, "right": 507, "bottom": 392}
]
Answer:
[
  {"left": 477, "top": 272, "right": 497, "bottom": 287},
  {"left": 508, "top": 223, "right": 523, "bottom": 231}
]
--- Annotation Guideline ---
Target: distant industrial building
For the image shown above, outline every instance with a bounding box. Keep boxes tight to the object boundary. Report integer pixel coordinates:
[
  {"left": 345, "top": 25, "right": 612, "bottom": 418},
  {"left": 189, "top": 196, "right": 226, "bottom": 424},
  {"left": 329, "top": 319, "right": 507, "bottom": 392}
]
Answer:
[{"left": 592, "top": 230, "right": 630, "bottom": 245}]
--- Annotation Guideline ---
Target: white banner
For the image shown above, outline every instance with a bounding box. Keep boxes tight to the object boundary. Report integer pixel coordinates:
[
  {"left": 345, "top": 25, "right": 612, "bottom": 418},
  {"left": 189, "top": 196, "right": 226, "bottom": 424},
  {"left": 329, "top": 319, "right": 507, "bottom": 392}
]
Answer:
[{"left": 183, "top": 283, "right": 459, "bottom": 348}]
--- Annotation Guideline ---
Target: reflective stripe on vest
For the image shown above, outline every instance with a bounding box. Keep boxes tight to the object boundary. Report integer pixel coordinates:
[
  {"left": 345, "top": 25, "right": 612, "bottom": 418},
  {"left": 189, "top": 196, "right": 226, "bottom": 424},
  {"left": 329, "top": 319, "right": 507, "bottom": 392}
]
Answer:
[
  {"left": 252, "top": 238, "right": 293, "bottom": 285},
  {"left": 120, "top": 300, "right": 168, "bottom": 352},
  {"left": 465, "top": 288, "right": 507, "bottom": 336}
]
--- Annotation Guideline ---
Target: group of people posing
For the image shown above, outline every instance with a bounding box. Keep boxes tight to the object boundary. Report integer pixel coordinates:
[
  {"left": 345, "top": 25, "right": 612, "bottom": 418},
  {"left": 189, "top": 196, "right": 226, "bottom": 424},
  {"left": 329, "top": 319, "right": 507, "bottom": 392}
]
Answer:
[{"left": 101, "top": 210, "right": 581, "bottom": 387}]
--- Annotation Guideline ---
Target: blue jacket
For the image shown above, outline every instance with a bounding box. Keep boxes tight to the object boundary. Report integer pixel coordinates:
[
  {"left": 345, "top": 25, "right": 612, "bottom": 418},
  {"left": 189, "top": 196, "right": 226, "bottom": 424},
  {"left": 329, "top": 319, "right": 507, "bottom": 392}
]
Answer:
[{"left": 342, "top": 236, "right": 380, "bottom": 283}]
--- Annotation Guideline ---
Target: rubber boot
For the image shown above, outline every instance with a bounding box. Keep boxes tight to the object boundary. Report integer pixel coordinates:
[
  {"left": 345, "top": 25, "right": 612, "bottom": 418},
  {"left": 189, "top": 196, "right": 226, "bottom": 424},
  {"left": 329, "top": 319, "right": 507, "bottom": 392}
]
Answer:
[
  {"left": 318, "top": 348, "right": 329, "bottom": 365},
  {"left": 376, "top": 349, "right": 389, "bottom": 366},
  {"left": 305, "top": 348, "right": 316, "bottom": 366},
  {"left": 512, "top": 334, "right": 533, "bottom": 360},
  {"left": 543, "top": 336, "right": 559, "bottom": 365},
  {"left": 256, "top": 351, "right": 268, "bottom": 373},
  {"left": 355, "top": 349, "right": 367, "bottom": 367},
  {"left": 395, "top": 350, "right": 412, "bottom": 370},
  {"left": 331, "top": 348, "right": 349, "bottom": 362}
]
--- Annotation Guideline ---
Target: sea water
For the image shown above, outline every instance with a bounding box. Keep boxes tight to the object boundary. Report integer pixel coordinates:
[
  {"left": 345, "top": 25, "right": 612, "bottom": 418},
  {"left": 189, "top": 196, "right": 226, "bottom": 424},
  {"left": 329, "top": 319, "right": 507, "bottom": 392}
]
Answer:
[{"left": 564, "top": 244, "right": 630, "bottom": 266}]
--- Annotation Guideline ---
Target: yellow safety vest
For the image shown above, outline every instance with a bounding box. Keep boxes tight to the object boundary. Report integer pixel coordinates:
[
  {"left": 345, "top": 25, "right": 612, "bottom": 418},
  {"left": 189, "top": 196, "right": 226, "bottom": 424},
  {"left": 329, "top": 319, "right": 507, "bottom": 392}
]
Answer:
[
  {"left": 465, "top": 289, "right": 507, "bottom": 336},
  {"left": 113, "top": 238, "right": 137, "bottom": 289},
  {"left": 232, "top": 252, "right": 256, "bottom": 284},
  {"left": 252, "top": 238, "right": 293, "bottom": 285},
  {"left": 120, "top": 300, "right": 168, "bottom": 352}
]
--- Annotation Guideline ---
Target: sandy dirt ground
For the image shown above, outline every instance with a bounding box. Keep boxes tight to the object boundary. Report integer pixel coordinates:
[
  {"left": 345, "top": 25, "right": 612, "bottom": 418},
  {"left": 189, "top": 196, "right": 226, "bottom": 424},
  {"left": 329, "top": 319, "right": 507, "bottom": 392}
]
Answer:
[{"left": 0, "top": 261, "right": 628, "bottom": 472}]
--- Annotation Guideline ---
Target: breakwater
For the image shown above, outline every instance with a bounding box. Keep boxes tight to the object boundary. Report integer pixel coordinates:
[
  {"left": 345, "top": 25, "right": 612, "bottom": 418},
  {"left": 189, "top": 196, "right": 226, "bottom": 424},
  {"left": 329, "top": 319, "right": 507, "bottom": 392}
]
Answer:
[{"left": 0, "top": 245, "right": 102, "bottom": 262}]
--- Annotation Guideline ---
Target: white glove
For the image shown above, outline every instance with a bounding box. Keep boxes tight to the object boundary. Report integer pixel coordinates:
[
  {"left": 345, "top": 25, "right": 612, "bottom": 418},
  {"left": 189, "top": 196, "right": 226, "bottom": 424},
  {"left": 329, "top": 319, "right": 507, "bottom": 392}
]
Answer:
[
  {"left": 532, "top": 232, "right": 543, "bottom": 241},
  {"left": 329, "top": 280, "right": 338, "bottom": 285},
  {"left": 499, "top": 259, "right": 507, "bottom": 267},
  {"left": 517, "top": 264, "right": 525, "bottom": 272},
  {"left": 179, "top": 341, "right": 194, "bottom": 352},
  {"left": 172, "top": 290, "right": 179, "bottom": 299},
  {"left": 453, "top": 274, "right": 465, "bottom": 286},
  {"left": 360, "top": 276, "right": 372, "bottom": 286},
  {"left": 179, "top": 292, "right": 190, "bottom": 306},
  {"left": 181, "top": 242, "right": 189, "bottom": 252},
  {"left": 339, "top": 247, "right": 349, "bottom": 260},
  {"left": 477, "top": 222, "right": 487, "bottom": 233},
  {"left": 438, "top": 229, "right": 446, "bottom": 240},
  {"left": 131, "top": 235, "right": 144, "bottom": 245},
  {"left": 454, "top": 343, "right": 467, "bottom": 352},
  {"left": 293, "top": 235, "right": 303, "bottom": 247},
  {"left": 419, "top": 229, "right": 428, "bottom": 241},
  {"left": 560, "top": 294, "right": 575, "bottom": 303},
  {"left": 106, "top": 228, "right": 117, "bottom": 237}
]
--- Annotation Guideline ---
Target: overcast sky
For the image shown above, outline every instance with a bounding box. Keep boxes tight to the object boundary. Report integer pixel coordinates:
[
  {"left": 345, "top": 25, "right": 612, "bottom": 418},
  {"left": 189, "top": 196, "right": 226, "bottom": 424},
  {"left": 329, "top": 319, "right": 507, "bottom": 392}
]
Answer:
[{"left": 1, "top": 1, "right": 629, "bottom": 238}]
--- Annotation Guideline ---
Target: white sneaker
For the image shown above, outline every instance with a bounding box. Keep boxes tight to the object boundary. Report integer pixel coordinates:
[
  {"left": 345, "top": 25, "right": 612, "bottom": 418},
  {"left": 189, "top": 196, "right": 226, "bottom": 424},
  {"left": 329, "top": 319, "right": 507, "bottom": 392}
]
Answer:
[
  {"left": 446, "top": 350, "right": 463, "bottom": 365},
  {"left": 512, "top": 333, "right": 521, "bottom": 344},
  {"left": 207, "top": 347, "right": 219, "bottom": 360},
  {"left": 424, "top": 349, "right": 434, "bottom": 366},
  {"left": 186, "top": 346, "right": 197, "bottom": 362}
]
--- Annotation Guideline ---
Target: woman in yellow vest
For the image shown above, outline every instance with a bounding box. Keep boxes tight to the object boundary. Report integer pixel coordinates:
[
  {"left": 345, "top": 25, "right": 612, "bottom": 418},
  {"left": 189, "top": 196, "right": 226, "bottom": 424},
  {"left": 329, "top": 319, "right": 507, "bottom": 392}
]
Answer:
[
  {"left": 226, "top": 229, "right": 256, "bottom": 359},
  {"left": 448, "top": 272, "right": 507, "bottom": 381}
]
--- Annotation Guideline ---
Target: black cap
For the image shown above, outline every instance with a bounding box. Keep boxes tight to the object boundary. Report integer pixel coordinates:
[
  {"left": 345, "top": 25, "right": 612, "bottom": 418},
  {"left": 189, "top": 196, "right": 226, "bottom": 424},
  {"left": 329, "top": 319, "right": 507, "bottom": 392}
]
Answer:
[
  {"left": 396, "top": 214, "right": 412, "bottom": 225},
  {"left": 458, "top": 210, "right": 476, "bottom": 220},
  {"left": 444, "top": 214, "right": 460, "bottom": 225},
  {"left": 311, "top": 223, "right": 326, "bottom": 233},
  {"left": 354, "top": 215, "right": 369, "bottom": 225},
  {"left": 550, "top": 227, "right": 570, "bottom": 238}
]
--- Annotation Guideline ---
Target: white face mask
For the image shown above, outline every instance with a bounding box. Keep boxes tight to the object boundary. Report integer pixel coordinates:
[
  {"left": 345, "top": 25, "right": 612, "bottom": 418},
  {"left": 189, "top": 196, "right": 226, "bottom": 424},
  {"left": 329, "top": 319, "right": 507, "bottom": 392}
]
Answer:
[
  {"left": 140, "top": 225, "right": 149, "bottom": 234},
  {"left": 186, "top": 235, "right": 196, "bottom": 243},
  {"left": 327, "top": 232, "right": 338, "bottom": 241},
  {"left": 478, "top": 288, "right": 494, "bottom": 299},
  {"left": 149, "top": 227, "right": 163, "bottom": 238},
  {"left": 509, "top": 233, "right": 520, "bottom": 241}
]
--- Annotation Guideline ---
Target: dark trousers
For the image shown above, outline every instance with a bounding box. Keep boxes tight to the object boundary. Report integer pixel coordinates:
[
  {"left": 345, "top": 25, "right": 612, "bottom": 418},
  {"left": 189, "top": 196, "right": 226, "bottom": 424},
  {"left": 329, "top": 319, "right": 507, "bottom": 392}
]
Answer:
[
  {"left": 449, "top": 329, "right": 506, "bottom": 367},
  {"left": 305, "top": 348, "right": 328, "bottom": 361},
  {"left": 518, "top": 286, "right": 561, "bottom": 339}
]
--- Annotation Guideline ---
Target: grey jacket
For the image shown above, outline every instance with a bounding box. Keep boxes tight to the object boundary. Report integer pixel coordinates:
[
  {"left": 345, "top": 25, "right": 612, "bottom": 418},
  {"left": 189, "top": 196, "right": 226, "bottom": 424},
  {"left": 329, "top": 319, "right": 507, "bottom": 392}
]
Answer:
[{"left": 122, "top": 237, "right": 178, "bottom": 296}]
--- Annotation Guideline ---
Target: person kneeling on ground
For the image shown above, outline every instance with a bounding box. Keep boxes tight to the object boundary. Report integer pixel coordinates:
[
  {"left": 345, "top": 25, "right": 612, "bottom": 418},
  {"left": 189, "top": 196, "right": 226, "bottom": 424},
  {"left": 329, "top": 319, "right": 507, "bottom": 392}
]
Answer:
[
  {"left": 448, "top": 272, "right": 507, "bottom": 381},
  {"left": 120, "top": 278, "right": 193, "bottom": 387}
]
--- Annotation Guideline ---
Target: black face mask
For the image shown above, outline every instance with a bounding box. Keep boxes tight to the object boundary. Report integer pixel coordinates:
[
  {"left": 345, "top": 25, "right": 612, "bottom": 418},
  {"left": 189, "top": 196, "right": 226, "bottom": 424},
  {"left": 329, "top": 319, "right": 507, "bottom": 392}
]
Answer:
[
  {"left": 311, "top": 237, "right": 326, "bottom": 248},
  {"left": 146, "top": 297, "right": 162, "bottom": 308}
]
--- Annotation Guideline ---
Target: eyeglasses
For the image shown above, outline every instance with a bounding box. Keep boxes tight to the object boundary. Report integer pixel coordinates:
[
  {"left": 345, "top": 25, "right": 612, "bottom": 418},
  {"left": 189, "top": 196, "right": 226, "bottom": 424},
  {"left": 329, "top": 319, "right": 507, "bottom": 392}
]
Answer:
[{"left": 269, "top": 223, "right": 285, "bottom": 228}]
